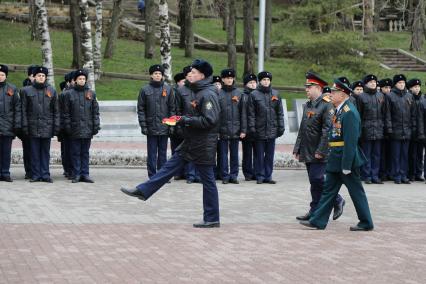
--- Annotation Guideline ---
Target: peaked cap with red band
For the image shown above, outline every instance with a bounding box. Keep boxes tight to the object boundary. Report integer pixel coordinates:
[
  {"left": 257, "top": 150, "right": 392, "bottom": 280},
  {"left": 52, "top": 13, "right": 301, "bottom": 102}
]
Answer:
[
  {"left": 330, "top": 78, "right": 352, "bottom": 95},
  {"left": 304, "top": 71, "right": 328, "bottom": 88}
]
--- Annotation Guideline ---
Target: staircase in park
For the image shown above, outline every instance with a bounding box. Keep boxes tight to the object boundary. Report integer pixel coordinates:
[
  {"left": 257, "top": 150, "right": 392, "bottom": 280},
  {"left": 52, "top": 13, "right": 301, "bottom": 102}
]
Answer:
[
  {"left": 377, "top": 48, "right": 426, "bottom": 72},
  {"left": 102, "top": 0, "right": 214, "bottom": 45}
]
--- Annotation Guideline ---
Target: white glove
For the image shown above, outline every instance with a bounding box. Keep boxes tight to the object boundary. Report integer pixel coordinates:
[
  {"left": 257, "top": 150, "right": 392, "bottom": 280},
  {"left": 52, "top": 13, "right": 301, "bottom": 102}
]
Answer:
[{"left": 342, "top": 170, "right": 351, "bottom": 175}]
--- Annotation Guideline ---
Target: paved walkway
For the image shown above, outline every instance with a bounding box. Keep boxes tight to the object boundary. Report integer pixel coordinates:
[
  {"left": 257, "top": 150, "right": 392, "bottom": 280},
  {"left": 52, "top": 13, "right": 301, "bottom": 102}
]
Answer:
[{"left": 1, "top": 167, "right": 425, "bottom": 283}]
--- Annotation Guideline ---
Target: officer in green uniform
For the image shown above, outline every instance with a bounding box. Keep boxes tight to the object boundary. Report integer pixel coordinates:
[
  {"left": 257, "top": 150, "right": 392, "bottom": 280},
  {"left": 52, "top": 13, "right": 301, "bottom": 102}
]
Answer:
[{"left": 300, "top": 78, "right": 374, "bottom": 231}]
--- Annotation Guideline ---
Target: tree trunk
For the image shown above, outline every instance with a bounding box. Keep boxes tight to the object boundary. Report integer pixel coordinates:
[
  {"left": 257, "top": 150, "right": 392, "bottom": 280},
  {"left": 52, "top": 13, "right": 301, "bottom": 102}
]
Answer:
[
  {"left": 222, "top": 0, "right": 229, "bottom": 31},
  {"left": 104, "top": 0, "right": 123, "bottom": 59},
  {"left": 79, "top": 0, "right": 96, "bottom": 90},
  {"left": 145, "top": 0, "right": 156, "bottom": 59},
  {"left": 29, "top": 0, "right": 40, "bottom": 40},
  {"left": 363, "top": 0, "right": 374, "bottom": 36},
  {"left": 159, "top": 0, "right": 172, "bottom": 82},
  {"left": 227, "top": 0, "right": 237, "bottom": 71},
  {"left": 373, "top": 0, "right": 381, "bottom": 32},
  {"left": 178, "top": 0, "right": 186, "bottom": 48},
  {"left": 70, "top": 0, "right": 83, "bottom": 68},
  {"left": 35, "top": 0, "right": 55, "bottom": 86},
  {"left": 408, "top": 0, "right": 417, "bottom": 29},
  {"left": 243, "top": 0, "right": 255, "bottom": 76},
  {"left": 184, "top": 0, "right": 194, "bottom": 57},
  {"left": 410, "top": 0, "right": 425, "bottom": 51},
  {"left": 264, "top": 0, "right": 272, "bottom": 60},
  {"left": 93, "top": 0, "right": 103, "bottom": 80}
]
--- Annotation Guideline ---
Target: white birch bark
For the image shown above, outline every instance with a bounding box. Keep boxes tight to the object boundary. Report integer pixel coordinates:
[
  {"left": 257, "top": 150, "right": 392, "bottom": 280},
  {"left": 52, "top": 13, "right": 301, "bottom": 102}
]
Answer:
[
  {"left": 159, "top": 0, "right": 172, "bottom": 82},
  {"left": 35, "top": 0, "right": 55, "bottom": 86},
  {"left": 94, "top": 0, "right": 103, "bottom": 80},
  {"left": 79, "top": 0, "right": 96, "bottom": 90}
]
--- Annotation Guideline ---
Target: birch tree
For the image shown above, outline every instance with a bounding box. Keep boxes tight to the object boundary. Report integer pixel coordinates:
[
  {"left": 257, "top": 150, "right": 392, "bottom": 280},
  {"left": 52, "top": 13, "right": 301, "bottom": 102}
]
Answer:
[
  {"left": 94, "top": 0, "right": 103, "bottom": 80},
  {"left": 159, "top": 0, "right": 172, "bottom": 82},
  {"left": 79, "top": 0, "right": 95, "bottom": 90},
  {"left": 35, "top": 0, "right": 55, "bottom": 86}
]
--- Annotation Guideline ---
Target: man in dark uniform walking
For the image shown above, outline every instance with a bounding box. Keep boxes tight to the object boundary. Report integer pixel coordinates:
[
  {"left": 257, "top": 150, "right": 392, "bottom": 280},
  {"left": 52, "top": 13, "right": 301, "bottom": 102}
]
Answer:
[
  {"left": 300, "top": 78, "right": 374, "bottom": 231},
  {"left": 0, "top": 64, "right": 21, "bottom": 182},
  {"left": 21, "top": 66, "right": 60, "bottom": 183},
  {"left": 358, "top": 74, "right": 386, "bottom": 184},
  {"left": 294, "top": 72, "right": 345, "bottom": 221},
  {"left": 121, "top": 59, "right": 221, "bottom": 228}
]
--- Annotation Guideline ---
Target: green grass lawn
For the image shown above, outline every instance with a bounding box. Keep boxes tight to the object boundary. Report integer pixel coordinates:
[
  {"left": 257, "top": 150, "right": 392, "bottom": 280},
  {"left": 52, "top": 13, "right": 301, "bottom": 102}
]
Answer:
[{"left": 3, "top": 19, "right": 426, "bottom": 109}]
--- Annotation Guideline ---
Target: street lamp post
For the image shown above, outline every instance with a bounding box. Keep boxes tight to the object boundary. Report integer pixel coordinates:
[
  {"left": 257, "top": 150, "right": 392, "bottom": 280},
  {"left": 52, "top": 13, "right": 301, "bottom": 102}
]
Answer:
[{"left": 258, "top": 0, "right": 266, "bottom": 73}]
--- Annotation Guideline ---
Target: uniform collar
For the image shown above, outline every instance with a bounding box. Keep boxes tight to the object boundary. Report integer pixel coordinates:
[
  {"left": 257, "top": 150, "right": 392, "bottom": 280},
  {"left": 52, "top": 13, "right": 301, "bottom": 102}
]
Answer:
[
  {"left": 336, "top": 98, "right": 349, "bottom": 113},
  {"left": 311, "top": 94, "right": 323, "bottom": 107}
]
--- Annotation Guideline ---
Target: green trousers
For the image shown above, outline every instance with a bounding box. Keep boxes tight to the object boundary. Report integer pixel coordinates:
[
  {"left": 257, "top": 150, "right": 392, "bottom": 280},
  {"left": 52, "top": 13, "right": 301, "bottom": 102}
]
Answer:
[{"left": 309, "top": 168, "right": 374, "bottom": 230}]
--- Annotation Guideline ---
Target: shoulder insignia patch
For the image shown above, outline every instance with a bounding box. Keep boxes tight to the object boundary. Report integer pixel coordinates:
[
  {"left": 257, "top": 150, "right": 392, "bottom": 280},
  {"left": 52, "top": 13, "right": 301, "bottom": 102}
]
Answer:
[
  {"left": 343, "top": 105, "right": 350, "bottom": 112},
  {"left": 206, "top": 101, "right": 213, "bottom": 110},
  {"left": 329, "top": 109, "right": 335, "bottom": 115},
  {"left": 322, "top": 95, "right": 331, "bottom": 102}
]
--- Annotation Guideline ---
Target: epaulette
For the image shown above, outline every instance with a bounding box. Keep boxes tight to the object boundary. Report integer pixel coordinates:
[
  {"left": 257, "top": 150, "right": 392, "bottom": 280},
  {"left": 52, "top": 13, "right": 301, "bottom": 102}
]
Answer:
[
  {"left": 322, "top": 95, "right": 331, "bottom": 102},
  {"left": 343, "top": 105, "right": 350, "bottom": 112}
]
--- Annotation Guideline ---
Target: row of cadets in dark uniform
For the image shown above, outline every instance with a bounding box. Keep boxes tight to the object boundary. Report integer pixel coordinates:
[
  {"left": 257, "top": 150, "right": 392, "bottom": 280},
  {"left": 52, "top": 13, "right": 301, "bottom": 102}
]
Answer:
[
  {"left": 377, "top": 78, "right": 393, "bottom": 181},
  {"left": 294, "top": 71, "right": 345, "bottom": 222},
  {"left": 0, "top": 64, "right": 21, "bottom": 182},
  {"left": 137, "top": 64, "right": 175, "bottom": 179},
  {"left": 20, "top": 66, "right": 60, "bottom": 183},
  {"left": 300, "top": 78, "right": 374, "bottom": 231},
  {"left": 121, "top": 59, "right": 221, "bottom": 228},
  {"left": 61, "top": 69, "right": 100, "bottom": 183},
  {"left": 172, "top": 65, "right": 200, "bottom": 183}
]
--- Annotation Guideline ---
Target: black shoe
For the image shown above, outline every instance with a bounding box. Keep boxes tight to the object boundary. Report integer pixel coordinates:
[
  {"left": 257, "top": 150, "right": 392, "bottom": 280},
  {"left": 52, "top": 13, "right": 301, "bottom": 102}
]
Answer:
[
  {"left": 2, "top": 176, "right": 13, "bottom": 182},
  {"left": 256, "top": 180, "right": 263, "bottom": 184},
  {"left": 394, "top": 180, "right": 401, "bottom": 184},
  {"left": 299, "top": 220, "right": 322, "bottom": 229},
  {"left": 222, "top": 180, "right": 229, "bottom": 184},
  {"left": 229, "top": 179, "right": 239, "bottom": 184},
  {"left": 333, "top": 199, "right": 345, "bottom": 220},
  {"left": 365, "top": 180, "right": 372, "bottom": 184},
  {"left": 42, "top": 178, "right": 53, "bottom": 183},
  {"left": 193, "top": 221, "right": 220, "bottom": 228},
  {"left": 186, "top": 179, "right": 193, "bottom": 184},
  {"left": 409, "top": 177, "right": 415, "bottom": 182},
  {"left": 120, "top": 187, "right": 146, "bottom": 200},
  {"left": 372, "top": 179, "right": 384, "bottom": 184},
  {"left": 174, "top": 176, "right": 184, "bottom": 180},
  {"left": 30, "top": 178, "right": 41, "bottom": 183},
  {"left": 349, "top": 225, "right": 374, "bottom": 231},
  {"left": 265, "top": 180, "right": 277, "bottom": 184},
  {"left": 401, "top": 179, "right": 411, "bottom": 184},
  {"left": 296, "top": 212, "right": 312, "bottom": 221},
  {"left": 415, "top": 177, "right": 425, "bottom": 181},
  {"left": 24, "top": 174, "right": 31, "bottom": 180},
  {"left": 81, "top": 176, "right": 94, "bottom": 183},
  {"left": 244, "top": 177, "right": 253, "bottom": 181}
]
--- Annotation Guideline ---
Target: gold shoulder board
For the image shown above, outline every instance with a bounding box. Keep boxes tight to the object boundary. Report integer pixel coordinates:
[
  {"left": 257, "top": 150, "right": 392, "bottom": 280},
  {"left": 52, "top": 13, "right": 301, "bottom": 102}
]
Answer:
[
  {"left": 322, "top": 95, "right": 331, "bottom": 102},
  {"left": 343, "top": 105, "right": 350, "bottom": 112}
]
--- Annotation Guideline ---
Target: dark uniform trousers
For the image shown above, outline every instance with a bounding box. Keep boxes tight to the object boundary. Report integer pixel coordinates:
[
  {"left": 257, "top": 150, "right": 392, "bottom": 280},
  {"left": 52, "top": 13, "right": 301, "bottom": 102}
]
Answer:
[
  {"left": 254, "top": 139, "right": 275, "bottom": 182},
  {"left": 170, "top": 137, "right": 185, "bottom": 178},
  {"left": 379, "top": 138, "right": 392, "bottom": 179},
  {"left": 30, "top": 138, "right": 51, "bottom": 180},
  {"left": 390, "top": 140, "right": 410, "bottom": 182},
  {"left": 136, "top": 152, "right": 220, "bottom": 222},
  {"left": 361, "top": 140, "right": 382, "bottom": 181},
  {"left": 242, "top": 139, "right": 256, "bottom": 180},
  {"left": 146, "top": 135, "right": 168, "bottom": 178},
  {"left": 219, "top": 138, "right": 239, "bottom": 181},
  {"left": 214, "top": 141, "right": 222, "bottom": 179},
  {"left": 310, "top": 169, "right": 374, "bottom": 229},
  {"left": 21, "top": 137, "right": 32, "bottom": 177},
  {"left": 61, "top": 138, "right": 73, "bottom": 176},
  {"left": 306, "top": 162, "right": 343, "bottom": 212},
  {"left": 408, "top": 141, "right": 424, "bottom": 179},
  {"left": 0, "top": 136, "right": 13, "bottom": 178},
  {"left": 70, "top": 138, "right": 91, "bottom": 178}
]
